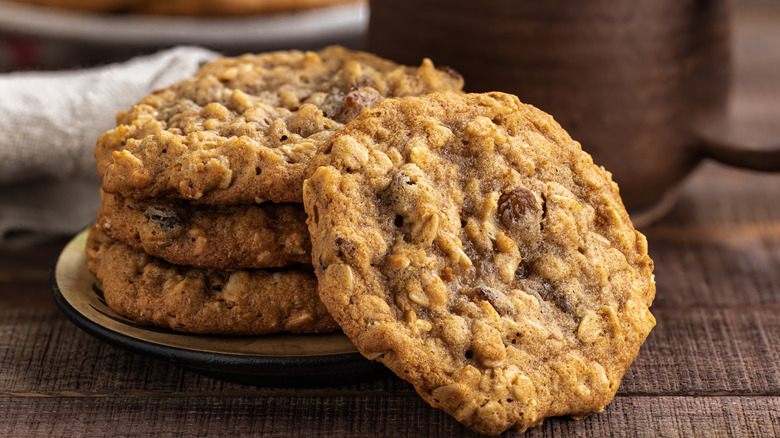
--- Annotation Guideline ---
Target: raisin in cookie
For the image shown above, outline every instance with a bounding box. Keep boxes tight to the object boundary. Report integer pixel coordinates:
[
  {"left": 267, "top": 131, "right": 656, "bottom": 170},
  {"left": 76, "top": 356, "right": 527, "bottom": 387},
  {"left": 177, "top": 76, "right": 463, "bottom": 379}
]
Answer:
[
  {"left": 85, "top": 226, "right": 337, "bottom": 335},
  {"left": 96, "top": 46, "right": 463, "bottom": 204},
  {"left": 303, "top": 92, "right": 656, "bottom": 434},
  {"left": 96, "top": 190, "right": 310, "bottom": 269}
]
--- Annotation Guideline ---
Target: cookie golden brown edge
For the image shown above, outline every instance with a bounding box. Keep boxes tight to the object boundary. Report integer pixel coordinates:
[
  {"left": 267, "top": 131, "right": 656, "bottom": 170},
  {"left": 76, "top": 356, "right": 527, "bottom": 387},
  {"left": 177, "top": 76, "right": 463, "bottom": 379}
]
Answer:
[
  {"left": 85, "top": 225, "right": 338, "bottom": 335},
  {"left": 95, "top": 46, "right": 464, "bottom": 205}
]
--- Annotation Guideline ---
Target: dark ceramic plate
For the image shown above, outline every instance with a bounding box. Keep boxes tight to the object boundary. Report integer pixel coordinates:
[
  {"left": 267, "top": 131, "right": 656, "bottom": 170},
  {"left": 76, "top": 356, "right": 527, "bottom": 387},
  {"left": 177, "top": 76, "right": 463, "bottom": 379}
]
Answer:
[{"left": 51, "top": 228, "right": 386, "bottom": 386}]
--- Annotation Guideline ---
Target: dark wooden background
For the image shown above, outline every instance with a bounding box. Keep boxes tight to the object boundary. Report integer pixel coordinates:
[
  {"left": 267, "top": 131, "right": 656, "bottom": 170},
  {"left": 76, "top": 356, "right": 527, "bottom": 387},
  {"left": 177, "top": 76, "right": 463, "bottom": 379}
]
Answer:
[{"left": 1, "top": 0, "right": 779, "bottom": 436}]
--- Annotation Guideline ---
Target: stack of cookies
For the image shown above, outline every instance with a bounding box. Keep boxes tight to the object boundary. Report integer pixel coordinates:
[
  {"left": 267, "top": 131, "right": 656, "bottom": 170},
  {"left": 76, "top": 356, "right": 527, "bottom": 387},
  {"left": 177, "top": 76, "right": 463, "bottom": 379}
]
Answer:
[
  {"left": 87, "top": 46, "right": 464, "bottom": 335},
  {"left": 88, "top": 47, "right": 656, "bottom": 435}
]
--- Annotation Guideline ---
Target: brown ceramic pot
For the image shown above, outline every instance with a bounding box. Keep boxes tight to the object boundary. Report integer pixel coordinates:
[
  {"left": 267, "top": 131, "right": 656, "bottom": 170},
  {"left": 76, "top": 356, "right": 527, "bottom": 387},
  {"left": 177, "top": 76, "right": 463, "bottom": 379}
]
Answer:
[{"left": 367, "top": 0, "right": 780, "bottom": 223}]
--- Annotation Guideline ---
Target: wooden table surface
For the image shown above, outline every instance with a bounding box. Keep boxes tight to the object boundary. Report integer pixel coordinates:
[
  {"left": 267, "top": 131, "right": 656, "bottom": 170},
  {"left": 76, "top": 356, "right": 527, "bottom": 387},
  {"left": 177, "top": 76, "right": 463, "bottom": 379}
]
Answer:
[{"left": 1, "top": 1, "right": 779, "bottom": 437}]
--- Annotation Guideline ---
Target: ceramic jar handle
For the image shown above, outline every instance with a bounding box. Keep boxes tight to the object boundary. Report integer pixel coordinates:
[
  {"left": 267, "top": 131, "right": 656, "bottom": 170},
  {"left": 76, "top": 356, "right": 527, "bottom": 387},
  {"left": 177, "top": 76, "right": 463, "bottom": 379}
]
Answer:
[{"left": 698, "top": 135, "right": 780, "bottom": 171}]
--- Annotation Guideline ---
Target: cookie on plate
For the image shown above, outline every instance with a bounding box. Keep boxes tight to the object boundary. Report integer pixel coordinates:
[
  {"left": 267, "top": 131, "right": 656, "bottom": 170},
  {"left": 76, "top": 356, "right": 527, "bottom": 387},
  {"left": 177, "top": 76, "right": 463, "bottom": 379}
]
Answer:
[
  {"left": 85, "top": 226, "right": 337, "bottom": 335},
  {"left": 96, "top": 190, "right": 310, "bottom": 269},
  {"left": 96, "top": 46, "right": 464, "bottom": 204},
  {"left": 303, "top": 92, "right": 655, "bottom": 434}
]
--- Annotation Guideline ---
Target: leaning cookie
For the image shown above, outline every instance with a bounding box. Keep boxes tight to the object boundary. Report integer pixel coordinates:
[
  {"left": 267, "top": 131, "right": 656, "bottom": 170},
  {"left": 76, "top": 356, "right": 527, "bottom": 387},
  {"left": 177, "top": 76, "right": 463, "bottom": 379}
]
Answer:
[
  {"left": 96, "top": 45, "right": 463, "bottom": 204},
  {"left": 85, "top": 226, "right": 338, "bottom": 335},
  {"left": 303, "top": 92, "right": 655, "bottom": 434},
  {"left": 96, "top": 190, "right": 310, "bottom": 269}
]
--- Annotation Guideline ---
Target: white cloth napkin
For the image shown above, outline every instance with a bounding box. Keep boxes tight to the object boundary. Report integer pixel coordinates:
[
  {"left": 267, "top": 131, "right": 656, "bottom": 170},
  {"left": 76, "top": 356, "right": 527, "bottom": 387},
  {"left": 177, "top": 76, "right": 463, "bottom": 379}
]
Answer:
[{"left": 0, "top": 46, "right": 220, "bottom": 247}]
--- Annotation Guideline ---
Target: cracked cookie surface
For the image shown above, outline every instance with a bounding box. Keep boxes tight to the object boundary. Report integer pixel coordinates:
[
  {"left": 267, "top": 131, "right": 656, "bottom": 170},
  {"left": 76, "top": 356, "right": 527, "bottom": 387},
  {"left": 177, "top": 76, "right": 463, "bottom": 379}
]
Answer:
[
  {"left": 85, "top": 226, "right": 337, "bottom": 335},
  {"left": 303, "top": 92, "right": 656, "bottom": 435},
  {"left": 97, "top": 190, "right": 310, "bottom": 269},
  {"left": 95, "top": 45, "right": 463, "bottom": 204}
]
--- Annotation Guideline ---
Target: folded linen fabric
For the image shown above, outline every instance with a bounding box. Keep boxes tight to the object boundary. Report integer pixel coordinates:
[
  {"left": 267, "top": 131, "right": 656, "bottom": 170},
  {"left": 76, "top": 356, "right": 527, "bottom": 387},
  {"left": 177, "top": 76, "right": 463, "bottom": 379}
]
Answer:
[{"left": 0, "top": 46, "right": 219, "bottom": 246}]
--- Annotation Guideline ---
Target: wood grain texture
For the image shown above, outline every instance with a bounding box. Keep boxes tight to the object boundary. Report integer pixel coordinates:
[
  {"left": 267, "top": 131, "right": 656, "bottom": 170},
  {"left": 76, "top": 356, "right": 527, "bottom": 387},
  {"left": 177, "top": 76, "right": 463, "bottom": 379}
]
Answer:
[
  {"left": 0, "top": 395, "right": 777, "bottom": 438},
  {"left": 649, "top": 237, "right": 780, "bottom": 308},
  {"left": 623, "top": 308, "right": 780, "bottom": 395},
  {"left": 645, "top": 163, "right": 780, "bottom": 228},
  {"left": 2, "top": 306, "right": 778, "bottom": 395}
]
